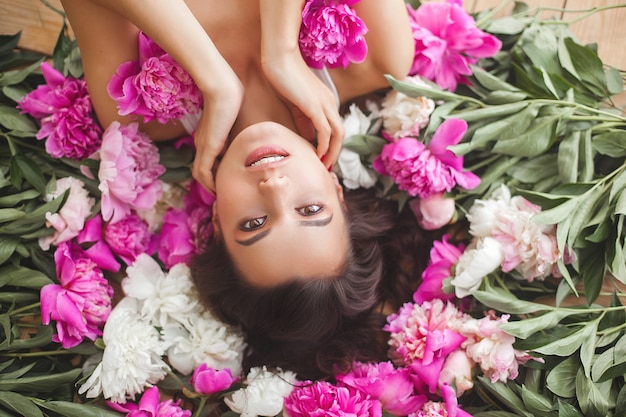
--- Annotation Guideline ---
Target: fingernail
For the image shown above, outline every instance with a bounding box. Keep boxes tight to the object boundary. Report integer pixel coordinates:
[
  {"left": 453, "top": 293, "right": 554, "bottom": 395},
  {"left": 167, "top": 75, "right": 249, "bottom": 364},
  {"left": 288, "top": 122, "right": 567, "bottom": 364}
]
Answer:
[
  {"left": 328, "top": 164, "right": 333, "bottom": 172},
  {"left": 320, "top": 154, "right": 326, "bottom": 162}
]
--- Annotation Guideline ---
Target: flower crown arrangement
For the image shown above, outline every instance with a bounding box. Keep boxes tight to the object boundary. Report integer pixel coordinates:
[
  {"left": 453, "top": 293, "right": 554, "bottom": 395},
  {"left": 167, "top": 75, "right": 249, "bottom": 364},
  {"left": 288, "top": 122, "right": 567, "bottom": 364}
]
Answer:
[{"left": 1, "top": 0, "right": 625, "bottom": 416}]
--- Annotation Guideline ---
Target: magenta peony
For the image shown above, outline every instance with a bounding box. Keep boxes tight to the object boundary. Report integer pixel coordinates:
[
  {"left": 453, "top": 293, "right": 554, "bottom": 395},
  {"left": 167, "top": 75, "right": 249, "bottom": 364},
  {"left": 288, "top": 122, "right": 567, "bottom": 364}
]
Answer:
[
  {"left": 285, "top": 380, "right": 382, "bottom": 417},
  {"left": 336, "top": 361, "right": 426, "bottom": 415},
  {"left": 17, "top": 62, "right": 102, "bottom": 159},
  {"left": 413, "top": 234, "right": 465, "bottom": 304},
  {"left": 104, "top": 212, "right": 155, "bottom": 265},
  {"left": 299, "top": 0, "right": 368, "bottom": 69},
  {"left": 384, "top": 299, "right": 467, "bottom": 393},
  {"left": 107, "top": 32, "right": 203, "bottom": 124},
  {"left": 406, "top": 0, "right": 502, "bottom": 91},
  {"left": 40, "top": 242, "right": 114, "bottom": 349},
  {"left": 373, "top": 119, "right": 479, "bottom": 199},
  {"left": 158, "top": 180, "right": 214, "bottom": 268},
  {"left": 108, "top": 386, "right": 191, "bottom": 417},
  {"left": 190, "top": 364, "right": 237, "bottom": 396},
  {"left": 97, "top": 121, "right": 165, "bottom": 224}
]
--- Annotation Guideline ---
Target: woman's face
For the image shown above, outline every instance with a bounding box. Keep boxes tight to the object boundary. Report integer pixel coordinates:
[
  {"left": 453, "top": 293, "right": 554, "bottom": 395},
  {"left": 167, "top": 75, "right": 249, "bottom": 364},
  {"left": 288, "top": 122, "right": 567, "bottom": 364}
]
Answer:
[{"left": 213, "top": 122, "right": 349, "bottom": 287}]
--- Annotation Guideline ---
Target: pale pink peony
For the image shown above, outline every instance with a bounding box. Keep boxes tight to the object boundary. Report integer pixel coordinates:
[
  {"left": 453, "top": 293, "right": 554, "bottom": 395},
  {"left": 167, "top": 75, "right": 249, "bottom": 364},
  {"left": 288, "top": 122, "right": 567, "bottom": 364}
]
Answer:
[
  {"left": 384, "top": 299, "right": 468, "bottom": 393},
  {"left": 108, "top": 386, "right": 191, "bottom": 417},
  {"left": 373, "top": 119, "right": 479, "bottom": 198},
  {"left": 406, "top": 0, "right": 502, "bottom": 91},
  {"left": 299, "top": 0, "right": 369, "bottom": 69},
  {"left": 39, "top": 177, "right": 95, "bottom": 250},
  {"left": 97, "top": 121, "right": 165, "bottom": 224},
  {"left": 467, "top": 184, "right": 566, "bottom": 281},
  {"left": 190, "top": 364, "right": 238, "bottom": 396},
  {"left": 461, "top": 312, "right": 537, "bottom": 383},
  {"left": 158, "top": 180, "right": 214, "bottom": 268},
  {"left": 17, "top": 62, "right": 102, "bottom": 159},
  {"left": 40, "top": 242, "right": 114, "bottom": 349},
  {"left": 438, "top": 350, "right": 475, "bottom": 395},
  {"left": 336, "top": 361, "right": 427, "bottom": 415},
  {"left": 380, "top": 76, "right": 435, "bottom": 139},
  {"left": 104, "top": 212, "right": 155, "bottom": 265},
  {"left": 107, "top": 32, "right": 203, "bottom": 124},
  {"left": 285, "top": 380, "right": 382, "bottom": 417},
  {"left": 409, "top": 192, "right": 456, "bottom": 231},
  {"left": 413, "top": 234, "right": 465, "bottom": 304}
]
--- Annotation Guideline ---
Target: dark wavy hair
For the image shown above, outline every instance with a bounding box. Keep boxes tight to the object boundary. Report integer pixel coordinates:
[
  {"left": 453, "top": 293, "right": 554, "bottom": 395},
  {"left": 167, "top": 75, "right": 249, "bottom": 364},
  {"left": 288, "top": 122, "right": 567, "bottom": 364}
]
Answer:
[{"left": 190, "top": 188, "right": 435, "bottom": 380}]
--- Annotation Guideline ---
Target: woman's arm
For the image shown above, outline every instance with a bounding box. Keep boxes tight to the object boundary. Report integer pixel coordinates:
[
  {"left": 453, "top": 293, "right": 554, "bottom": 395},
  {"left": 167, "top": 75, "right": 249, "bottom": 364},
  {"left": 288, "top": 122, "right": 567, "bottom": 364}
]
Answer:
[
  {"left": 61, "top": 0, "right": 243, "bottom": 193},
  {"left": 259, "top": 0, "right": 344, "bottom": 170}
]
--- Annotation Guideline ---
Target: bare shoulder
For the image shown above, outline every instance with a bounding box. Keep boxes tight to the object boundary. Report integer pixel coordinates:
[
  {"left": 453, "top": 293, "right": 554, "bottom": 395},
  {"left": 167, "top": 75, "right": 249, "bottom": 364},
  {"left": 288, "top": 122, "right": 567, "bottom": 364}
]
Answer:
[{"left": 330, "top": 0, "right": 414, "bottom": 104}]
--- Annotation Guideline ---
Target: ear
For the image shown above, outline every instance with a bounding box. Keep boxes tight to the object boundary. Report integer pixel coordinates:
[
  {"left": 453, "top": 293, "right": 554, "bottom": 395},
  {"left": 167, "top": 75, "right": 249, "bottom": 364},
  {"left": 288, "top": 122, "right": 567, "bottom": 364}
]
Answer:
[
  {"left": 330, "top": 172, "right": 346, "bottom": 207},
  {"left": 211, "top": 201, "right": 221, "bottom": 238}
]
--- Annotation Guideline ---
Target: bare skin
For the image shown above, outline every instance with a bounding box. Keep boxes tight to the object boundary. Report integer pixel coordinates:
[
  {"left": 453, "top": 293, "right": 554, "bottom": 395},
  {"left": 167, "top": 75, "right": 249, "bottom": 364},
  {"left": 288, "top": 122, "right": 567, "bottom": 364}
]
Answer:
[{"left": 60, "top": 0, "right": 415, "bottom": 192}]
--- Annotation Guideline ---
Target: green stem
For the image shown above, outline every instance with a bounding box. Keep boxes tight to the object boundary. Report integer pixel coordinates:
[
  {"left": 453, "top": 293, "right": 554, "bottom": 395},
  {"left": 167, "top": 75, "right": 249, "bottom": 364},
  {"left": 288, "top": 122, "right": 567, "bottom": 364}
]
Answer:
[
  {"left": 3, "top": 134, "right": 18, "bottom": 156},
  {"left": 10, "top": 302, "right": 41, "bottom": 317},
  {"left": 475, "top": 0, "right": 514, "bottom": 28},
  {"left": 532, "top": 99, "right": 626, "bottom": 122},
  {"left": 39, "top": 0, "right": 65, "bottom": 17},
  {"left": 0, "top": 350, "right": 78, "bottom": 358},
  {"left": 192, "top": 397, "right": 207, "bottom": 417}
]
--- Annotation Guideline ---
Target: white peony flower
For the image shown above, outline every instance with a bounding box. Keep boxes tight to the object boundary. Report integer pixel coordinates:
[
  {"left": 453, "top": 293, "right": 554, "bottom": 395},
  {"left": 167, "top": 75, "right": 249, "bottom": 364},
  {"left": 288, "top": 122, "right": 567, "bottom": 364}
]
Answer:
[
  {"left": 380, "top": 75, "right": 435, "bottom": 139},
  {"left": 78, "top": 297, "right": 169, "bottom": 403},
  {"left": 451, "top": 237, "right": 503, "bottom": 298},
  {"left": 122, "top": 254, "right": 201, "bottom": 327},
  {"left": 225, "top": 366, "right": 297, "bottom": 417},
  {"left": 336, "top": 103, "right": 380, "bottom": 189},
  {"left": 163, "top": 309, "right": 246, "bottom": 376},
  {"left": 466, "top": 184, "right": 512, "bottom": 237},
  {"left": 39, "top": 176, "right": 95, "bottom": 250}
]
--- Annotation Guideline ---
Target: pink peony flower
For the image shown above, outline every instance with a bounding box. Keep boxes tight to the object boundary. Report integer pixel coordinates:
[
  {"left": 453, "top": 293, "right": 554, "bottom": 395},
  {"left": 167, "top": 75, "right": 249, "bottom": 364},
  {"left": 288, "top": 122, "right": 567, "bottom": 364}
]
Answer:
[
  {"left": 76, "top": 214, "right": 122, "bottom": 273},
  {"left": 336, "top": 361, "right": 427, "bottom": 415},
  {"left": 285, "top": 380, "right": 382, "bottom": 417},
  {"left": 97, "top": 121, "right": 165, "bottom": 224},
  {"left": 408, "top": 383, "right": 473, "bottom": 417},
  {"left": 40, "top": 242, "right": 114, "bottom": 349},
  {"left": 108, "top": 386, "right": 191, "bottom": 417},
  {"left": 39, "top": 177, "right": 95, "bottom": 250},
  {"left": 406, "top": 0, "right": 502, "bottom": 91},
  {"left": 299, "top": 0, "right": 369, "bottom": 69},
  {"left": 107, "top": 32, "right": 203, "bottom": 124},
  {"left": 17, "top": 62, "right": 102, "bottom": 159},
  {"left": 413, "top": 234, "right": 465, "bottom": 304},
  {"left": 438, "top": 350, "right": 475, "bottom": 395},
  {"left": 190, "top": 364, "right": 238, "bottom": 396},
  {"left": 409, "top": 192, "right": 456, "bottom": 230},
  {"left": 158, "top": 180, "right": 214, "bottom": 268},
  {"left": 461, "top": 312, "right": 537, "bottom": 384},
  {"left": 467, "top": 185, "right": 566, "bottom": 281},
  {"left": 104, "top": 213, "right": 155, "bottom": 265},
  {"left": 373, "top": 119, "right": 480, "bottom": 199},
  {"left": 384, "top": 299, "right": 467, "bottom": 393}
]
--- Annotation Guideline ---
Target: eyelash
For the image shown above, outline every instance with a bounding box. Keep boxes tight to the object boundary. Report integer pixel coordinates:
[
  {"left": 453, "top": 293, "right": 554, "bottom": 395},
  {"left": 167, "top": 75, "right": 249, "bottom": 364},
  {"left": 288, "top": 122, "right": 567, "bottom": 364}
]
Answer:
[{"left": 239, "top": 204, "right": 325, "bottom": 231}]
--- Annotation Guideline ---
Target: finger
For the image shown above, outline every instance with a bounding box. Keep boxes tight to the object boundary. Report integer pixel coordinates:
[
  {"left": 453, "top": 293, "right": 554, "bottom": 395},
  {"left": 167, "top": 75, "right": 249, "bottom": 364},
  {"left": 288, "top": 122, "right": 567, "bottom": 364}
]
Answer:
[
  {"left": 192, "top": 152, "right": 217, "bottom": 195},
  {"left": 322, "top": 113, "right": 345, "bottom": 168}
]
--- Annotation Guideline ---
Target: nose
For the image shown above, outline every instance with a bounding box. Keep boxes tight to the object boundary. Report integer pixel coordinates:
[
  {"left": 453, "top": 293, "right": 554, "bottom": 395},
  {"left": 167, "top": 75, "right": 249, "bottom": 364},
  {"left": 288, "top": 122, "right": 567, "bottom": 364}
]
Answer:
[{"left": 259, "top": 175, "right": 289, "bottom": 192}]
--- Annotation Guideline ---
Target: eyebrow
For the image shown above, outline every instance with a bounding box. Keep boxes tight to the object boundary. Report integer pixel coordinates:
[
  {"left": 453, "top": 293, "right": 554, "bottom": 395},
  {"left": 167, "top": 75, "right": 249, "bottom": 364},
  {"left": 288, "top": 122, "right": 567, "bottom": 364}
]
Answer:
[{"left": 235, "top": 214, "right": 334, "bottom": 246}]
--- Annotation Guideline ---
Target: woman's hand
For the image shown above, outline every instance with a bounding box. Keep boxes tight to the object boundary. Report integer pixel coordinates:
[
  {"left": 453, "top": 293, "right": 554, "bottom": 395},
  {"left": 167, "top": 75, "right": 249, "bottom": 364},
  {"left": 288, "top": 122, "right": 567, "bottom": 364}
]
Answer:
[
  {"left": 191, "top": 75, "right": 244, "bottom": 194},
  {"left": 262, "top": 51, "right": 344, "bottom": 170}
]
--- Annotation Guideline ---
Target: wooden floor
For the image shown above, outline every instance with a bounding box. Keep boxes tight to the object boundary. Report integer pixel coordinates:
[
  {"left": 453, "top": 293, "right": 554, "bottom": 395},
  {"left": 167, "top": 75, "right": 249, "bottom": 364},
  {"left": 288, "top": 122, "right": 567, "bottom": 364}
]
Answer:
[{"left": 0, "top": 0, "right": 624, "bottom": 104}]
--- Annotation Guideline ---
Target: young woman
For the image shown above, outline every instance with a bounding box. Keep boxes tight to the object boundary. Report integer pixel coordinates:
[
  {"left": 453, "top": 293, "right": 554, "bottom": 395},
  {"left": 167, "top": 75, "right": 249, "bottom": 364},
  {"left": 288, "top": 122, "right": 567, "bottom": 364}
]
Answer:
[{"left": 60, "top": 0, "right": 431, "bottom": 378}]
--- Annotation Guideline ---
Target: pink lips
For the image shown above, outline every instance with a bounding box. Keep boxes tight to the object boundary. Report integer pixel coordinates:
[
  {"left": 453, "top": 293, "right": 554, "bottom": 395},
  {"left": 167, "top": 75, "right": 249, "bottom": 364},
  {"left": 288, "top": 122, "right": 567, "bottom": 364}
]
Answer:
[{"left": 245, "top": 146, "right": 289, "bottom": 167}]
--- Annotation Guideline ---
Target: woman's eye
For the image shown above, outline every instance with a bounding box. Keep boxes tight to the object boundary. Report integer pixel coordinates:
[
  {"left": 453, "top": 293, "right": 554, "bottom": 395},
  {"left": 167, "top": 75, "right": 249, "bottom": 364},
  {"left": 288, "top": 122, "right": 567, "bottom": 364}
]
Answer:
[
  {"left": 296, "top": 204, "right": 324, "bottom": 216},
  {"left": 240, "top": 216, "right": 267, "bottom": 231}
]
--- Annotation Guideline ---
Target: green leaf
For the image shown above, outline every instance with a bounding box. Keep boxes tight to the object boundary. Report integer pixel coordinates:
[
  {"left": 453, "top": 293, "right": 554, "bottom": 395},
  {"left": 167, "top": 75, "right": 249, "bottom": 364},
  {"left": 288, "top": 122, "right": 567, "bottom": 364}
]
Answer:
[
  {"left": 557, "top": 399, "right": 584, "bottom": 417},
  {"left": 499, "top": 310, "right": 577, "bottom": 339},
  {"left": 0, "top": 265, "right": 53, "bottom": 289},
  {"left": 1, "top": 325, "right": 53, "bottom": 351},
  {"left": 0, "top": 189, "right": 41, "bottom": 207},
  {"left": 38, "top": 401, "right": 123, "bottom": 417},
  {"left": 492, "top": 114, "right": 561, "bottom": 158},
  {"left": 547, "top": 355, "right": 579, "bottom": 397},
  {"left": 0, "top": 191, "right": 66, "bottom": 235},
  {"left": 0, "top": 208, "right": 25, "bottom": 223},
  {"left": 385, "top": 75, "right": 478, "bottom": 104},
  {"left": 615, "top": 384, "right": 626, "bottom": 416},
  {"left": 343, "top": 134, "right": 387, "bottom": 156},
  {"left": 575, "top": 367, "right": 612, "bottom": 416},
  {"left": 0, "top": 368, "right": 81, "bottom": 392},
  {"left": 592, "top": 347, "right": 616, "bottom": 383},
  {"left": 0, "top": 104, "right": 37, "bottom": 133},
  {"left": 472, "top": 285, "right": 553, "bottom": 314},
  {"left": 13, "top": 154, "right": 47, "bottom": 195},
  {"left": 531, "top": 197, "right": 578, "bottom": 225},
  {"left": 521, "top": 385, "right": 554, "bottom": 415},
  {"left": 0, "top": 391, "right": 44, "bottom": 417},
  {"left": 455, "top": 101, "right": 529, "bottom": 123},
  {"left": 593, "top": 131, "right": 626, "bottom": 158},
  {"left": 605, "top": 67, "right": 624, "bottom": 95},
  {"left": 580, "top": 319, "right": 599, "bottom": 378},
  {"left": 475, "top": 377, "right": 534, "bottom": 417},
  {"left": 533, "top": 322, "right": 593, "bottom": 356},
  {"left": 0, "top": 237, "right": 18, "bottom": 265},
  {"left": 508, "top": 154, "right": 558, "bottom": 184},
  {"left": 0, "top": 59, "right": 44, "bottom": 87},
  {"left": 471, "top": 66, "right": 521, "bottom": 93},
  {"left": 558, "top": 131, "right": 580, "bottom": 183},
  {"left": 564, "top": 38, "right": 607, "bottom": 98}
]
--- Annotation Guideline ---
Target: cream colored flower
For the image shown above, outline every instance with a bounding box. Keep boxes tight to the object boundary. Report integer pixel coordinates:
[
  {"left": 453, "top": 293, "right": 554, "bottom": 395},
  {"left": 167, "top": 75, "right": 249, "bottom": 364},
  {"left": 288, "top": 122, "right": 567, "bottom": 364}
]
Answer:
[
  {"left": 451, "top": 237, "right": 503, "bottom": 298},
  {"left": 380, "top": 75, "right": 435, "bottom": 139}
]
